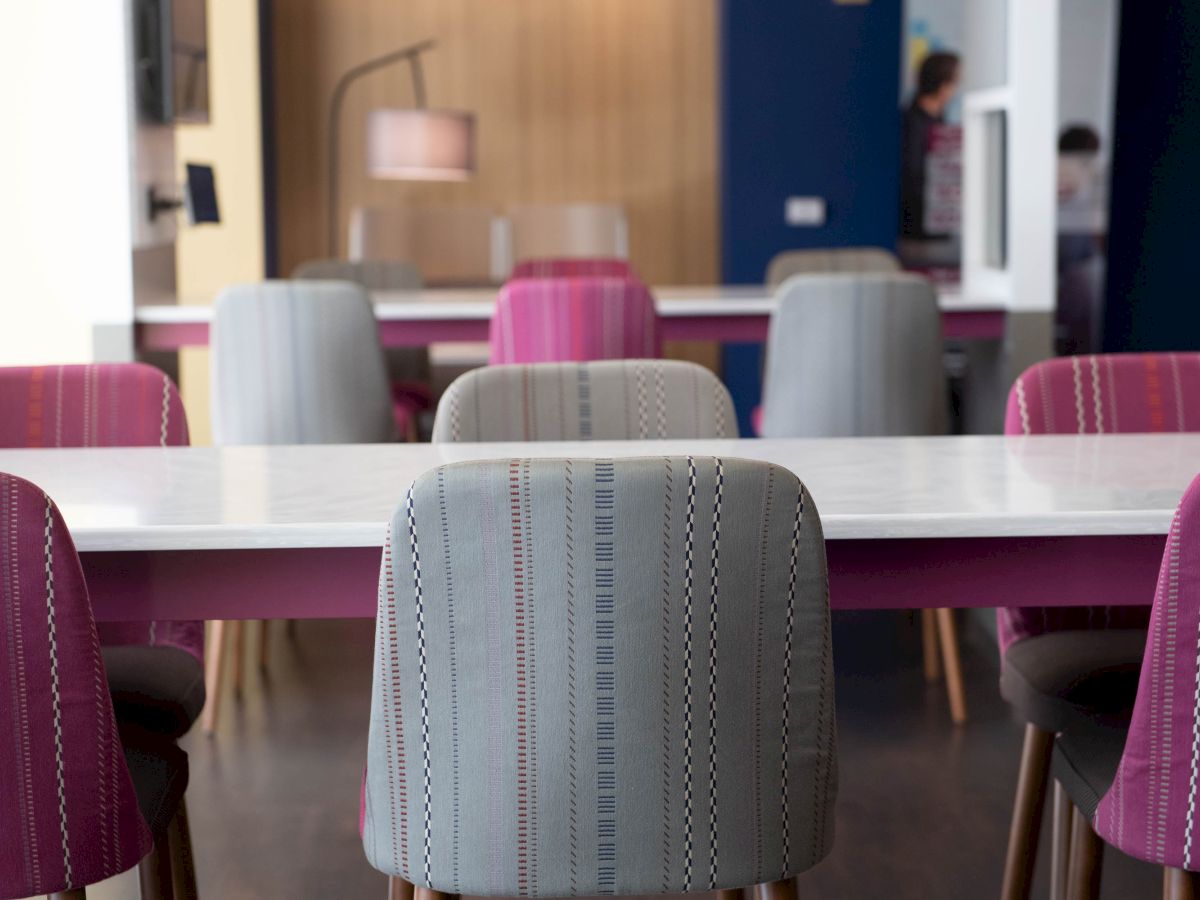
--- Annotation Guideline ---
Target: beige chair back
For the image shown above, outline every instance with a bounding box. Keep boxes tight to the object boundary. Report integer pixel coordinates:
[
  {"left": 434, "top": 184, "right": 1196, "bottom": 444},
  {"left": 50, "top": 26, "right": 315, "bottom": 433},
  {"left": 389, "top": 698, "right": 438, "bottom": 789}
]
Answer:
[
  {"left": 506, "top": 203, "right": 629, "bottom": 266},
  {"left": 348, "top": 206, "right": 501, "bottom": 286}
]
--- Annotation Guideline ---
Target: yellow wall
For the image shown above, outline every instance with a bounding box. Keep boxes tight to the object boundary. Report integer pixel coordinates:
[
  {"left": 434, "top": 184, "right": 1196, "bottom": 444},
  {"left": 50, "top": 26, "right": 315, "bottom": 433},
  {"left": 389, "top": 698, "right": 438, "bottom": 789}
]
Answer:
[{"left": 174, "top": 2, "right": 265, "bottom": 444}]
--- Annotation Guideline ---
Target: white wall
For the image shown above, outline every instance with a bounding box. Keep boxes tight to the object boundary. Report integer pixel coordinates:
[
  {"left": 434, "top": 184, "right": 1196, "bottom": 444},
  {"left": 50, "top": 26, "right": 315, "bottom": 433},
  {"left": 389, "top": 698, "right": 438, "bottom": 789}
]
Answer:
[{"left": 1059, "top": 0, "right": 1118, "bottom": 143}]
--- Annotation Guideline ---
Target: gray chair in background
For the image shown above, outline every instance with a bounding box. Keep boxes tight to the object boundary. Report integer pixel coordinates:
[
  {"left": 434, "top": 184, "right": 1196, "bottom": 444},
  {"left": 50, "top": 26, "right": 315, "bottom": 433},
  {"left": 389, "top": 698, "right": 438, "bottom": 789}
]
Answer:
[
  {"left": 432, "top": 359, "right": 737, "bottom": 442},
  {"left": 363, "top": 456, "right": 835, "bottom": 900},
  {"left": 765, "top": 247, "right": 900, "bottom": 289},
  {"left": 760, "top": 272, "right": 965, "bottom": 722}
]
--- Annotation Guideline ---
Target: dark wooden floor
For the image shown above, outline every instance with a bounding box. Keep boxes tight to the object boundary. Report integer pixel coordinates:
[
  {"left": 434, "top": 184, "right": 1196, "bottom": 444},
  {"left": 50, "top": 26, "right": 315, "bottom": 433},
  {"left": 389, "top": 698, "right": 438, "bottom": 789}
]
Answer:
[{"left": 177, "top": 612, "right": 1163, "bottom": 899}]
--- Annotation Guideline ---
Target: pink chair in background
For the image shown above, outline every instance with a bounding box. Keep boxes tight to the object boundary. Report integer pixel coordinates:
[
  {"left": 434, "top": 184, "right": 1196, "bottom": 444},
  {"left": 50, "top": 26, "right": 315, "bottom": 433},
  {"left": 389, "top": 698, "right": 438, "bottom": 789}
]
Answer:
[
  {"left": 0, "top": 472, "right": 192, "bottom": 899},
  {"left": 999, "top": 352, "right": 1200, "bottom": 900},
  {"left": 510, "top": 257, "right": 634, "bottom": 279},
  {"left": 0, "top": 364, "right": 206, "bottom": 738},
  {"left": 488, "top": 276, "right": 661, "bottom": 364}
]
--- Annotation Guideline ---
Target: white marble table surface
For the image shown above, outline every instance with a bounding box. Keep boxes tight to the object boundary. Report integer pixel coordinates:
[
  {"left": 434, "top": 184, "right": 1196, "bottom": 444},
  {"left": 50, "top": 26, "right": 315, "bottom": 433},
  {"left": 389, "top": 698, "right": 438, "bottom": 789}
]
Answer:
[{"left": 0, "top": 434, "right": 1194, "bottom": 552}]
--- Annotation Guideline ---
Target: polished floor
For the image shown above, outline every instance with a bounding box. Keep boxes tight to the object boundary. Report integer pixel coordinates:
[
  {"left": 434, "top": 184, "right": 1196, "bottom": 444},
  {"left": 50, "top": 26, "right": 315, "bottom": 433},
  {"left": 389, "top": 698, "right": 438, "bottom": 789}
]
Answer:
[{"left": 143, "top": 612, "right": 1163, "bottom": 898}]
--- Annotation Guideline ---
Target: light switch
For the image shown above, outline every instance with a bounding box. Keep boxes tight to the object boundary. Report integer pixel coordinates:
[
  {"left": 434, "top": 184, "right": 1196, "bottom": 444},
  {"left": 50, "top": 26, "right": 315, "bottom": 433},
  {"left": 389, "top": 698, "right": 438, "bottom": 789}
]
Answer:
[{"left": 785, "top": 196, "right": 826, "bottom": 227}]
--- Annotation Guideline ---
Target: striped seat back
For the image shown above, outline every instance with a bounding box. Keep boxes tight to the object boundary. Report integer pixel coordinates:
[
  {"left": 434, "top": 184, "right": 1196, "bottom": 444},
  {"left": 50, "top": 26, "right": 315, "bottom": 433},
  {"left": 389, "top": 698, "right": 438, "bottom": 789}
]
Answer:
[
  {"left": 764, "top": 247, "right": 900, "bottom": 288},
  {"left": 489, "top": 277, "right": 661, "bottom": 365},
  {"left": 1093, "top": 472, "right": 1200, "bottom": 869},
  {"left": 999, "top": 353, "right": 1200, "bottom": 654},
  {"left": 363, "top": 457, "right": 835, "bottom": 895},
  {"left": 511, "top": 258, "right": 633, "bottom": 280},
  {"left": 432, "top": 360, "right": 736, "bottom": 442},
  {"left": 0, "top": 473, "right": 151, "bottom": 897},
  {"left": 0, "top": 364, "right": 200, "bottom": 663},
  {"left": 211, "top": 281, "right": 396, "bottom": 445}
]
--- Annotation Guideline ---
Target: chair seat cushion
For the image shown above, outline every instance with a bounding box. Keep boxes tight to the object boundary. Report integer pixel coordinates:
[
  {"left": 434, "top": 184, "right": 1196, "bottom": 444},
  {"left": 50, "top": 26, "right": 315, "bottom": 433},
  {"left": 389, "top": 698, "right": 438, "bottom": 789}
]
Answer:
[
  {"left": 1000, "top": 628, "right": 1146, "bottom": 732},
  {"left": 1051, "top": 718, "right": 1127, "bottom": 822},
  {"left": 103, "top": 644, "right": 206, "bottom": 739},
  {"left": 120, "top": 729, "right": 189, "bottom": 837}
]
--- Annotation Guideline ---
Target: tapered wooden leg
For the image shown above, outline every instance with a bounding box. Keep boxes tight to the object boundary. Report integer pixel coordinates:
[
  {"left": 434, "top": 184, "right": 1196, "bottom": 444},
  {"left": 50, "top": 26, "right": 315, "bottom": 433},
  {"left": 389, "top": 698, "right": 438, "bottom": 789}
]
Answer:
[
  {"left": 231, "top": 621, "right": 245, "bottom": 695},
  {"left": 138, "top": 831, "right": 176, "bottom": 900},
  {"left": 717, "top": 890, "right": 744, "bottom": 900},
  {"left": 167, "top": 798, "right": 198, "bottom": 900},
  {"left": 258, "top": 620, "right": 270, "bottom": 670},
  {"left": 413, "top": 888, "right": 458, "bottom": 900},
  {"left": 201, "top": 619, "right": 227, "bottom": 735},
  {"left": 935, "top": 607, "right": 967, "bottom": 723},
  {"left": 1051, "top": 778, "right": 1074, "bottom": 900},
  {"left": 1001, "top": 724, "right": 1054, "bottom": 900},
  {"left": 1165, "top": 867, "right": 1199, "bottom": 900},
  {"left": 50, "top": 890, "right": 87, "bottom": 899},
  {"left": 921, "top": 609, "right": 942, "bottom": 681},
  {"left": 753, "top": 878, "right": 798, "bottom": 900},
  {"left": 1066, "top": 805, "right": 1103, "bottom": 900},
  {"left": 388, "top": 876, "right": 414, "bottom": 900}
]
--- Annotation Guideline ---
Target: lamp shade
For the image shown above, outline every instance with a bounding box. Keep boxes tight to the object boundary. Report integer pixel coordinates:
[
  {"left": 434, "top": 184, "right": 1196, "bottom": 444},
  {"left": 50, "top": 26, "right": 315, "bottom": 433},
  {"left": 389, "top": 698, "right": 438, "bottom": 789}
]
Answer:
[{"left": 367, "top": 108, "right": 475, "bottom": 181}]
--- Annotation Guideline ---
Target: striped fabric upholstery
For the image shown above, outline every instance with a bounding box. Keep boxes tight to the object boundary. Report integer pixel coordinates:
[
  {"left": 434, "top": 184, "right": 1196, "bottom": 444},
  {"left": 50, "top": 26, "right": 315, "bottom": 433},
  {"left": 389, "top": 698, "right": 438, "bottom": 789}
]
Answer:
[
  {"left": 1091, "top": 472, "right": 1200, "bottom": 870},
  {"left": 432, "top": 361, "right": 737, "bottom": 442},
  {"left": 511, "top": 258, "right": 634, "bottom": 280},
  {"left": 489, "top": 277, "right": 661, "bottom": 365},
  {"left": 0, "top": 364, "right": 201, "bottom": 663},
  {"left": 759, "top": 273, "right": 947, "bottom": 438},
  {"left": 998, "top": 353, "right": 1200, "bottom": 654},
  {"left": 292, "top": 258, "right": 424, "bottom": 292},
  {"left": 765, "top": 248, "right": 900, "bottom": 288},
  {"left": 211, "top": 281, "right": 396, "bottom": 445},
  {"left": 363, "top": 457, "right": 836, "bottom": 895},
  {"left": 0, "top": 473, "right": 151, "bottom": 898}
]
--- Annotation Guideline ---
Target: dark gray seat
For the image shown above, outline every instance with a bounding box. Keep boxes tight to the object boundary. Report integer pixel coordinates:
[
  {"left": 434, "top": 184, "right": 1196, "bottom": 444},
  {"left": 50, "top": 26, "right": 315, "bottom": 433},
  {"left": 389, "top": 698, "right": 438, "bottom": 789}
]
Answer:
[
  {"left": 104, "top": 644, "right": 207, "bottom": 739},
  {"left": 1051, "top": 719, "right": 1127, "bottom": 823},
  {"left": 120, "top": 728, "right": 190, "bottom": 836}
]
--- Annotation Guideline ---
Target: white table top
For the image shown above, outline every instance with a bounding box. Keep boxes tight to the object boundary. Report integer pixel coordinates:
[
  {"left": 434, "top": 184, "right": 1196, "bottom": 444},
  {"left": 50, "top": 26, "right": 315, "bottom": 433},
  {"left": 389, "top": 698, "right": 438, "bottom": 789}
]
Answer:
[
  {"left": 135, "top": 284, "right": 997, "bottom": 324},
  {"left": 0, "top": 435, "right": 1193, "bottom": 552}
]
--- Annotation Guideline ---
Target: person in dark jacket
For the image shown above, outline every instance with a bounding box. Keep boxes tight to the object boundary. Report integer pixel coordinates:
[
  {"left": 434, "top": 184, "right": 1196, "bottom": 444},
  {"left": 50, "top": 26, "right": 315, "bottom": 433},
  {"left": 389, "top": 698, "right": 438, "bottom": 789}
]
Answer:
[{"left": 900, "top": 51, "right": 960, "bottom": 239}]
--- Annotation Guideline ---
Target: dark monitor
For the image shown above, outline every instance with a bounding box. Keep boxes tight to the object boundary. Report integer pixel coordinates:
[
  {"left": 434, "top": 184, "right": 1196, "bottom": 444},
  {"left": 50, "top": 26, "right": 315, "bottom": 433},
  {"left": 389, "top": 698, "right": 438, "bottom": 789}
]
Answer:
[
  {"left": 134, "top": 0, "right": 209, "bottom": 123},
  {"left": 185, "top": 163, "right": 220, "bottom": 225}
]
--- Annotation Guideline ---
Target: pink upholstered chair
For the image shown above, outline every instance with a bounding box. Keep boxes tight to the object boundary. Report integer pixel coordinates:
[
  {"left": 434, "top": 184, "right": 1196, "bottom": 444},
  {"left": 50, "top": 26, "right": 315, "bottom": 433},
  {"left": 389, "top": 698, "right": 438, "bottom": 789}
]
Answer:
[
  {"left": 0, "top": 365, "right": 205, "bottom": 739},
  {"left": 488, "top": 276, "right": 661, "bottom": 364},
  {"left": 1050, "top": 471, "right": 1200, "bottom": 898},
  {"left": 0, "top": 472, "right": 192, "bottom": 899},
  {"left": 999, "top": 352, "right": 1200, "bottom": 899},
  {"left": 510, "top": 257, "right": 633, "bottom": 279}
]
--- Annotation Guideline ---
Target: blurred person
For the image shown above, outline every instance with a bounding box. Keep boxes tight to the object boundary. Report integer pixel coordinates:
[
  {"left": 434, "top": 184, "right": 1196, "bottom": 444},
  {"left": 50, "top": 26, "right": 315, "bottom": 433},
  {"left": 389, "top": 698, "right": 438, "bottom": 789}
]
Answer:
[{"left": 900, "top": 51, "right": 961, "bottom": 240}]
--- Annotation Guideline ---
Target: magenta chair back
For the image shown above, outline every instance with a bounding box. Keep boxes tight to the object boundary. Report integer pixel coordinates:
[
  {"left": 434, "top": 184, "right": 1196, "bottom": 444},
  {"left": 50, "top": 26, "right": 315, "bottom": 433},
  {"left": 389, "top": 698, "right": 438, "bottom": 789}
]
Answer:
[
  {"left": 0, "top": 473, "right": 151, "bottom": 898},
  {"left": 489, "top": 276, "right": 660, "bottom": 364},
  {"left": 1092, "top": 471, "right": 1200, "bottom": 869},
  {"left": 0, "top": 364, "right": 202, "bottom": 663},
  {"left": 1000, "top": 353, "right": 1200, "bottom": 653},
  {"left": 510, "top": 257, "right": 633, "bottom": 279}
]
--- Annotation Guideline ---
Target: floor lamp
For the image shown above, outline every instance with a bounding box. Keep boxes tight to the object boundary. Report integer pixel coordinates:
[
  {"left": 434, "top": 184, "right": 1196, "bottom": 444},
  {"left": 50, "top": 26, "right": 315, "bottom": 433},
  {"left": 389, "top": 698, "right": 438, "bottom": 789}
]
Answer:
[{"left": 327, "top": 39, "right": 476, "bottom": 256}]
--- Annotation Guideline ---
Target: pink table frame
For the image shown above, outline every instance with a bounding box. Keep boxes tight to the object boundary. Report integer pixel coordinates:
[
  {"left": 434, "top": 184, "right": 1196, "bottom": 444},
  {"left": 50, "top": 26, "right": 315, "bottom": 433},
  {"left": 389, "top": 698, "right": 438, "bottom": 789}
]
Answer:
[{"left": 81, "top": 533, "right": 1164, "bottom": 622}]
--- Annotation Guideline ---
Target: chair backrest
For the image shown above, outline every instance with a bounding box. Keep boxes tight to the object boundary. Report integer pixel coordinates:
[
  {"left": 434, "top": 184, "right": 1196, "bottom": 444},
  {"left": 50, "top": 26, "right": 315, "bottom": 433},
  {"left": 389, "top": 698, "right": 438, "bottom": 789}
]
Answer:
[
  {"left": 0, "top": 473, "right": 151, "bottom": 897},
  {"left": 349, "top": 206, "right": 500, "bottom": 286},
  {"left": 293, "top": 258, "right": 424, "bottom": 292},
  {"left": 511, "top": 258, "right": 633, "bottom": 280},
  {"left": 507, "top": 203, "right": 629, "bottom": 266},
  {"left": 210, "top": 281, "right": 395, "bottom": 445},
  {"left": 489, "top": 277, "right": 660, "bottom": 365},
  {"left": 0, "top": 364, "right": 201, "bottom": 662},
  {"left": 998, "top": 353, "right": 1200, "bottom": 654},
  {"left": 764, "top": 248, "right": 901, "bottom": 288},
  {"left": 760, "top": 273, "right": 947, "bottom": 438},
  {"left": 1092, "top": 472, "right": 1200, "bottom": 870},
  {"left": 432, "top": 360, "right": 737, "bottom": 442},
  {"left": 1005, "top": 353, "right": 1200, "bottom": 436},
  {"left": 362, "top": 456, "right": 835, "bottom": 895}
]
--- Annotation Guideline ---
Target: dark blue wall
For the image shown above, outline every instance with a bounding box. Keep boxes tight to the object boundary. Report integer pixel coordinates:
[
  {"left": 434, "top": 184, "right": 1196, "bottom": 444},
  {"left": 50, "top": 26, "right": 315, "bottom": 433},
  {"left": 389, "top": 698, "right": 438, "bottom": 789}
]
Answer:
[
  {"left": 720, "top": 0, "right": 903, "bottom": 430},
  {"left": 1103, "top": 2, "right": 1200, "bottom": 351}
]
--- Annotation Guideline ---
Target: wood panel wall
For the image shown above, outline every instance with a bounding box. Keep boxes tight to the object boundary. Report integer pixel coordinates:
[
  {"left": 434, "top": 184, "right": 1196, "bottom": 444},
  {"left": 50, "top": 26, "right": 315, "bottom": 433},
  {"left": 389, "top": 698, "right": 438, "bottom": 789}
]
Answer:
[{"left": 271, "top": 0, "right": 719, "bottom": 286}]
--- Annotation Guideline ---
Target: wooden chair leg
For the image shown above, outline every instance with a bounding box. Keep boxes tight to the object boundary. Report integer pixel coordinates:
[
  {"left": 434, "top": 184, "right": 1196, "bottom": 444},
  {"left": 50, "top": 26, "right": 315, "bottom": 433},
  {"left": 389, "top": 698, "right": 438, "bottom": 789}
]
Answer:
[
  {"left": 934, "top": 607, "right": 967, "bottom": 723},
  {"left": 138, "top": 830, "right": 176, "bottom": 900},
  {"left": 717, "top": 890, "right": 744, "bottom": 900},
  {"left": 50, "top": 890, "right": 87, "bottom": 899},
  {"left": 167, "top": 798, "right": 198, "bottom": 900},
  {"left": 754, "top": 879, "right": 798, "bottom": 900},
  {"left": 388, "top": 876, "right": 414, "bottom": 900},
  {"left": 1001, "top": 724, "right": 1054, "bottom": 900},
  {"left": 413, "top": 888, "right": 458, "bottom": 900},
  {"left": 231, "top": 621, "right": 245, "bottom": 695},
  {"left": 921, "top": 608, "right": 942, "bottom": 682},
  {"left": 1066, "top": 804, "right": 1103, "bottom": 900},
  {"left": 1165, "top": 867, "right": 1199, "bottom": 900},
  {"left": 201, "top": 619, "right": 227, "bottom": 735},
  {"left": 258, "top": 620, "right": 271, "bottom": 670},
  {"left": 1051, "top": 778, "right": 1074, "bottom": 900}
]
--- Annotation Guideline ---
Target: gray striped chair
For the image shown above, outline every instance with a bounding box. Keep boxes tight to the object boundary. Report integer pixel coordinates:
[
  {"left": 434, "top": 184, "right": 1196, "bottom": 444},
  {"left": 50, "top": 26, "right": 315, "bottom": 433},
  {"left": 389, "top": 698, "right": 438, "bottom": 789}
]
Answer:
[
  {"left": 432, "top": 360, "right": 737, "bottom": 442},
  {"left": 764, "top": 247, "right": 900, "bottom": 289},
  {"left": 363, "top": 456, "right": 836, "bottom": 900}
]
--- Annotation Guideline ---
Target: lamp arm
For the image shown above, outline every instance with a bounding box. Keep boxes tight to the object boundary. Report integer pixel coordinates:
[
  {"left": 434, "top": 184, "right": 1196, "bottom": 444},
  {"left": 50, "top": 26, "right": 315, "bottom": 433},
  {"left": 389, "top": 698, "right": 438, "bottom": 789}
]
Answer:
[{"left": 327, "top": 38, "right": 437, "bottom": 256}]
